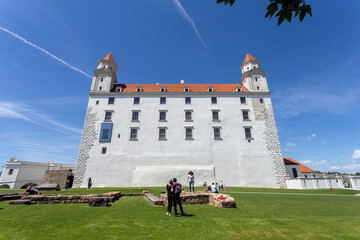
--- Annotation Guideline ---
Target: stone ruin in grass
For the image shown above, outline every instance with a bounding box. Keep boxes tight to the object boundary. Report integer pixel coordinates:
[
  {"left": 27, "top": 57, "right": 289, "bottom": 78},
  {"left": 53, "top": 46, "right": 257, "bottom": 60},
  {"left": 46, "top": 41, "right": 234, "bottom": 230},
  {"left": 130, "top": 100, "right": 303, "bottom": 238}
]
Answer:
[
  {"left": 161, "top": 191, "right": 236, "bottom": 208},
  {"left": 3, "top": 190, "right": 236, "bottom": 208}
]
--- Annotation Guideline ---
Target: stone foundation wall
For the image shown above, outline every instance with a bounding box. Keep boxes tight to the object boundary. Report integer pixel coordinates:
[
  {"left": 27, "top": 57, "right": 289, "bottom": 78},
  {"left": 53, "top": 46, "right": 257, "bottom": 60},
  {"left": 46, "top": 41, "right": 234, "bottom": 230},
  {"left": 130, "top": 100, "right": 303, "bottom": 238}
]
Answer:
[
  {"left": 161, "top": 191, "right": 236, "bottom": 208},
  {"left": 18, "top": 192, "right": 121, "bottom": 204}
]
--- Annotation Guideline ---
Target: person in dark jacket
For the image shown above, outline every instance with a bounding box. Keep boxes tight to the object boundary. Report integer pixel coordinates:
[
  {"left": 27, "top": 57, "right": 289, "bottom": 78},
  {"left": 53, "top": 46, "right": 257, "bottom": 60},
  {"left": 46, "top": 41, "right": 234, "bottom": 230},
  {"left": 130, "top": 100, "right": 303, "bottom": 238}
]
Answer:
[
  {"left": 166, "top": 179, "right": 173, "bottom": 216},
  {"left": 171, "top": 178, "right": 184, "bottom": 217}
]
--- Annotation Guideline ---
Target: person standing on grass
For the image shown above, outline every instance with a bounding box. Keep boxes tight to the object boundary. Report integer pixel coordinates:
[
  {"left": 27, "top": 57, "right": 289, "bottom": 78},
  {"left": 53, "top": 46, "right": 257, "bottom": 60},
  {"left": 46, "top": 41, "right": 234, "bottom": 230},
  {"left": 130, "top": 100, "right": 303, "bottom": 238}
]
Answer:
[
  {"left": 171, "top": 178, "right": 184, "bottom": 217},
  {"left": 88, "top": 178, "right": 92, "bottom": 190},
  {"left": 203, "top": 181, "right": 207, "bottom": 191},
  {"left": 187, "top": 171, "right": 195, "bottom": 192},
  {"left": 166, "top": 179, "right": 173, "bottom": 216},
  {"left": 65, "top": 179, "right": 70, "bottom": 191}
]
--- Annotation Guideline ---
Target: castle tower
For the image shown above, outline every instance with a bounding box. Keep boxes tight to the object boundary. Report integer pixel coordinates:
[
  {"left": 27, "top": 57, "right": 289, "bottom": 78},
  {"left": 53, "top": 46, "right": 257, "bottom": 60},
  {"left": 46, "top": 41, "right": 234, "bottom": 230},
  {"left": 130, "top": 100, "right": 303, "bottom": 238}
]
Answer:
[
  {"left": 240, "top": 53, "right": 269, "bottom": 92},
  {"left": 90, "top": 52, "right": 118, "bottom": 92}
]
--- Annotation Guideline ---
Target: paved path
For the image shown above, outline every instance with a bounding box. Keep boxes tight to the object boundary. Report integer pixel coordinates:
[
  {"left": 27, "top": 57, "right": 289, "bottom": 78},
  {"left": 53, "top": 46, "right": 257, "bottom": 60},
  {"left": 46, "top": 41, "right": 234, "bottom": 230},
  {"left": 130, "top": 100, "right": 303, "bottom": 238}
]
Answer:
[{"left": 226, "top": 191, "right": 360, "bottom": 197}]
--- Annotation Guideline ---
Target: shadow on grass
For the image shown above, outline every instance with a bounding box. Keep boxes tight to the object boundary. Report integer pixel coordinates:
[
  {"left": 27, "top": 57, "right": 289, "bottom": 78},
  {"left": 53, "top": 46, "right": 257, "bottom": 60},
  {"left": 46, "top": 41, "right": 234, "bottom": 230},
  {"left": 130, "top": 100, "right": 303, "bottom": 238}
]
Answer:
[{"left": 182, "top": 214, "right": 194, "bottom": 217}]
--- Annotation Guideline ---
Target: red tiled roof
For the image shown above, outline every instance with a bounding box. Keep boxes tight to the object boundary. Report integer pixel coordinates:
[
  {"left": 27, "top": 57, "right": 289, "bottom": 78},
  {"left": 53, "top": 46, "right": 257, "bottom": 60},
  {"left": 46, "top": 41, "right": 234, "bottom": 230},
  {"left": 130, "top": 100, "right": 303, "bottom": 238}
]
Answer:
[
  {"left": 283, "top": 158, "right": 316, "bottom": 173},
  {"left": 111, "top": 83, "right": 248, "bottom": 93},
  {"left": 103, "top": 52, "right": 114, "bottom": 62},
  {"left": 243, "top": 53, "right": 256, "bottom": 63}
]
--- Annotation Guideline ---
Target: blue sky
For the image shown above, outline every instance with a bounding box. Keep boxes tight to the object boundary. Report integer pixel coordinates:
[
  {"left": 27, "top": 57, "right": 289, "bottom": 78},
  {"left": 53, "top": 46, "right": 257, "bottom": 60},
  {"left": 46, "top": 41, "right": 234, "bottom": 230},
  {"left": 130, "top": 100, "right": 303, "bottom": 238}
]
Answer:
[{"left": 0, "top": 0, "right": 359, "bottom": 174}]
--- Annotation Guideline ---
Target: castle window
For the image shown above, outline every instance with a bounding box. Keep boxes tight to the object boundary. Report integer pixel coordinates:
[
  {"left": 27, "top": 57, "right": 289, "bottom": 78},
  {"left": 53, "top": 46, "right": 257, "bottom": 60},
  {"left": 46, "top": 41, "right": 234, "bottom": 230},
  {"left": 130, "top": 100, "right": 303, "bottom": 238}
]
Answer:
[
  {"left": 185, "top": 127, "right": 193, "bottom": 140},
  {"left": 159, "top": 128, "right": 167, "bottom": 140},
  {"left": 259, "top": 98, "right": 264, "bottom": 104},
  {"left": 184, "top": 87, "right": 190, "bottom": 92},
  {"left": 185, "top": 97, "right": 191, "bottom": 104},
  {"left": 244, "top": 127, "right": 252, "bottom": 139},
  {"left": 100, "top": 78, "right": 103, "bottom": 82},
  {"left": 134, "top": 97, "right": 140, "bottom": 104},
  {"left": 257, "top": 86, "right": 260, "bottom": 90},
  {"left": 100, "top": 123, "right": 113, "bottom": 142},
  {"left": 242, "top": 110, "right": 249, "bottom": 120},
  {"left": 185, "top": 111, "right": 192, "bottom": 121},
  {"left": 212, "top": 110, "right": 220, "bottom": 121},
  {"left": 236, "top": 87, "right": 242, "bottom": 92},
  {"left": 99, "top": 87, "right": 102, "bottom": 90},
  {"left": 8, "top": 169, "right": 13, "bottom": 175},
  {"left": 255, "top": 78, "right": 258, "bottom": 82},
  {"left": 240, "top": 97, "right": 246, "bottom": 104},
  {"left": 116, "top": 87, "right": 122, "bottom": 92},
  {"left": 159, "top": 111, "right": 167, "bottom": 121},
  {"left": 102, "top": 147, "right": 107, "bottom": 154},
  {"left": 96, "top": 100, "right": 99, "bottom": 105},
  {"left": 213, "top": 127, "right": 221, "bottom": 140},
  {"left": 105, "top": 111, "right": 112, "bottom": 121},
  {"left": 211, "top": 97, "right": 217, "bottom": 104},
  {"left": 108, "top": 97, "right": 114, "bottom": 104},
  {"left": 160, "top": 87, "right": 166, "bottom": 92},
  {"left": 136, "top": 87, "right": 142, "bottom": 92},
  {"left": 130, "top": 128, "right": 138, "bottom": 140},
  {"left": 207, "top": 87, "right": 213, "bottom": 92},
  {"left": 132, "top": 111, "right": 139, "bottom": 121},
  {"left": 160, "top": 97, "right": 166, "bottom": 104}
]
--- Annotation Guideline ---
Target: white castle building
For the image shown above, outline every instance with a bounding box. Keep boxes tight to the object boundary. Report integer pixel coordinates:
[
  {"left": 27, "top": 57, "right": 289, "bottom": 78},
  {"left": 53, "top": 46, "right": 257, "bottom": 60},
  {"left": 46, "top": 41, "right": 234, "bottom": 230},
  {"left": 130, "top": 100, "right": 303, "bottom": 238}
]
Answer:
[{"left": 73, "top": 53, "right": 288, "bottom": 188}]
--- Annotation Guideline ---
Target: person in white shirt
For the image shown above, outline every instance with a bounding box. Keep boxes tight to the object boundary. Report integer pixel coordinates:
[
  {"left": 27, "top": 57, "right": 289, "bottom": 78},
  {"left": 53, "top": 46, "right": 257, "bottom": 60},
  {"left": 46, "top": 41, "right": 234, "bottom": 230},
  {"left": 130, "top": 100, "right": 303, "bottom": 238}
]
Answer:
[{"left": 187, "top": 171, "right": 195, "bottom": 192}]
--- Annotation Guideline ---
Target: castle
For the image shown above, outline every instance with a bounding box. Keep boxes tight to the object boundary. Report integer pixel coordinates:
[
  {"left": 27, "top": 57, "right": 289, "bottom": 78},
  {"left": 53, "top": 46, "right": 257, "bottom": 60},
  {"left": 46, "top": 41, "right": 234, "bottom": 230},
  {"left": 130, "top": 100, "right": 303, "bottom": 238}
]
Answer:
[{"left": 73, "top": 53, "right": 288, "bottom": 188}]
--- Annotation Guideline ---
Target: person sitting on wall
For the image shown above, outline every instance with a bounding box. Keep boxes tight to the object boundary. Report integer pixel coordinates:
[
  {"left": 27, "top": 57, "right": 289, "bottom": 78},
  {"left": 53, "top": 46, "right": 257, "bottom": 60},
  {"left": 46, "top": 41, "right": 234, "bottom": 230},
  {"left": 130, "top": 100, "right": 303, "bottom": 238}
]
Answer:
[
  {"left": 203, "top": 181, "right": 207, "bottom": 191},
  {"left": 26, "top": 185, "right": 40, "bottom": 195},
  {"left": 211, "top": 183, "right": 219, "bottom": 193}
]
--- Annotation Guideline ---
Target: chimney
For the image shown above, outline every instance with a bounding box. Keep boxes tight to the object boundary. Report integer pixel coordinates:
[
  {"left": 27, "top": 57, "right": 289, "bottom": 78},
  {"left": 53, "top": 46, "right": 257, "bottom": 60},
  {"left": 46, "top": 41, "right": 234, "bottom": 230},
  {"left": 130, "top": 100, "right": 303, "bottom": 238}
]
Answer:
[{"left": 180, "top": 80, "right": 184, "bottom": 84}]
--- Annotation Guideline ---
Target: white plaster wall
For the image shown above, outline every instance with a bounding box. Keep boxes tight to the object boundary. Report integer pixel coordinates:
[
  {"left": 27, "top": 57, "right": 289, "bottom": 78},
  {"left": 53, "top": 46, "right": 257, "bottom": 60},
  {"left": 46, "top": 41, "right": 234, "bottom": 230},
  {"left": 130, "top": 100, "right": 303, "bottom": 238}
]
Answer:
[
  {"left": 285, "top": 165, "right": 301, "bottom": 178},
  {"left": 349, "top": 177, "right": 360, "bottom": 189},
  {"left": 286, "top": 178, "right": 344, "bottom": 189},
  {"left": 78, "top": 93, "right": 282, "bottom": 188}
]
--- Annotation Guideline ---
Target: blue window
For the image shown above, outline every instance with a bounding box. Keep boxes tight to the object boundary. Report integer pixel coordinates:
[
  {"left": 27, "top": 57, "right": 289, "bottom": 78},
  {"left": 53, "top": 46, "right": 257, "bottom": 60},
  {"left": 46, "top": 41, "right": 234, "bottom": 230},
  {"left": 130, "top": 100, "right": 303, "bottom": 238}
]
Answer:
[{"left": 100, "top": 123, "right": 113, "bottom": 142}]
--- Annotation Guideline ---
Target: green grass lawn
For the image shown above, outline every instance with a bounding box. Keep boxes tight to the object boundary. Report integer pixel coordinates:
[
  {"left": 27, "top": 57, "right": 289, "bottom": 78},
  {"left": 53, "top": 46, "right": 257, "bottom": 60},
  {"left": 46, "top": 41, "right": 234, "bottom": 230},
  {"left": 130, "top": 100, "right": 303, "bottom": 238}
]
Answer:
[{"left": 1, "top": 187, "right": 360, "bottom": 240}]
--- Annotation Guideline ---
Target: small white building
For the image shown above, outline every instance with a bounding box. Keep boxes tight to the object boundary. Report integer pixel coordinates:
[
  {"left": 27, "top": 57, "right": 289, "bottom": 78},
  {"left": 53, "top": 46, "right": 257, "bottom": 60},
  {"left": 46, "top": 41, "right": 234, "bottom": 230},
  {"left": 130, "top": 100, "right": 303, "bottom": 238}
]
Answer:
[
  {"left": 284, "top": 158, "right": 321, "bottom": 178},
  {"left": 284, "top": 158, "right": 344, "bottom": 189},
  {"left": 0, "top": 157, "right": 76, "bottom": 189}
]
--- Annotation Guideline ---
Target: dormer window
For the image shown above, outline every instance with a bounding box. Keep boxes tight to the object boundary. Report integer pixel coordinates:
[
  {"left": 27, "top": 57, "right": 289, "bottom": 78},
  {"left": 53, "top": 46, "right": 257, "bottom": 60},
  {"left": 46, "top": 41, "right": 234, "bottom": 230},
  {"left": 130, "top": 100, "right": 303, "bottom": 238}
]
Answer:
[
  {"left": 184, "top": 87, "right": 190, "bottom": 92},
  {"left": 136, "top": 87, "right": 142, "bottom": 92},
  {"left": 236, "top": 87, "right": 242, "bottom": 92},
  {"left": 116, "top": 87, "right": 122, "bottom": 92},
  {"left": 207, "top": 87, "right": 213, "bottom": 92},
  {"left": 160, "top": 87, "right": 166, "bottom": 92}
]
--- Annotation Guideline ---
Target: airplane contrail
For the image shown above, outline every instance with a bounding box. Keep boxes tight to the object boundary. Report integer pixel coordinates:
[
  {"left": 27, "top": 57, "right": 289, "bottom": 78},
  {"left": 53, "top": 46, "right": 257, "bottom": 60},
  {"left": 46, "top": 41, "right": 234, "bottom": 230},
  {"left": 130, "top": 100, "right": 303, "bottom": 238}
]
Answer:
[
  {"left": 172, "top": 0, "right": 209, "bottom": 49},
  {"left": 0, "top": 26, "right": 92, "bottom": 79}
]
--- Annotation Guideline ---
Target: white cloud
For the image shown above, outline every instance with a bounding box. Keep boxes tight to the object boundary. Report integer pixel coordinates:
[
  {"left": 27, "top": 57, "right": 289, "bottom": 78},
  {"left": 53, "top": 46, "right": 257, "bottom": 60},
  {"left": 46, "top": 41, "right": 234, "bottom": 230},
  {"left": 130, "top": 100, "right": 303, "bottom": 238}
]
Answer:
[
  {"left": 342, "top": 164, "right": 360, "bottom": 171},
  {"left": 0, "top": 101, "right": 82, "bottom": 135},
  {"left": 352, "top": 149, "right": 360, "bottom": 162},
  {"left": 328, "top": 166, "right": 341, "bottom": 171},
  {"left": 0, "top": 26, "right": 91, "bottom": 79},
  {"left": 283, "top": 148, "right": 290, "bottom": 152},
  {"left": 172, "top": 0, "right": 208, "bottom": 49},
  {"left": 300, "top": 159, "right": 327, "bottom": 166},
  {"left": 307, "top": 133, "right": 316, "bottom": 140},
  {"left": 286, "top": 142, "right": 296, "bottom": 147}
]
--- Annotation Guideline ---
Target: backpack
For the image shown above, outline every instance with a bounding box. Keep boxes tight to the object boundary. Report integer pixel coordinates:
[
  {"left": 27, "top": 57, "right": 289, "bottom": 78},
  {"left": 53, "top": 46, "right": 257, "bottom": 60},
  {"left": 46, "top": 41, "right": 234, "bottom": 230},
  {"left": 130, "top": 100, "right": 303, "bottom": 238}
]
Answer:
[{"left": 174, "top": 183, "right": 182, "bottom": 194}]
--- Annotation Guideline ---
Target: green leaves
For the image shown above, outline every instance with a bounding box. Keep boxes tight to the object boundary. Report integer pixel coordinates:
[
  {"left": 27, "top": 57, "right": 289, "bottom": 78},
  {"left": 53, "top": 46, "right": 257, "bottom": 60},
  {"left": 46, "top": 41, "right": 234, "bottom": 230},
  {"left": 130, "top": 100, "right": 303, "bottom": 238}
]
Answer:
[
  {"left": 216, "top": 0, "right": 235, "bottom": 6},
  {"left": 216, "top": 0, "right": 312, "bottom": 26}
]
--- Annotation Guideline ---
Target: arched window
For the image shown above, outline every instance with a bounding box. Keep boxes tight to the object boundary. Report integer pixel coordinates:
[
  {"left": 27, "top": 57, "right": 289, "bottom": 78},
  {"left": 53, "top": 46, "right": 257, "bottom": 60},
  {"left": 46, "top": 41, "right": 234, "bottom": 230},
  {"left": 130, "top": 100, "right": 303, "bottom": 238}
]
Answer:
[
  {"left": 236, "top": 87, "right": 242, "bottom": 92},
  {"left": 207, "top": 87, "right": 214, "bottom": 92},
  {"left": 184, "top": 87, "right": 190, "bottom": 92},
  {"left": 136, "top": 87, "right": 142, "bottom": 92},
  {"left": 160, "top": 87, "right": 166, "bottom": 92}
]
